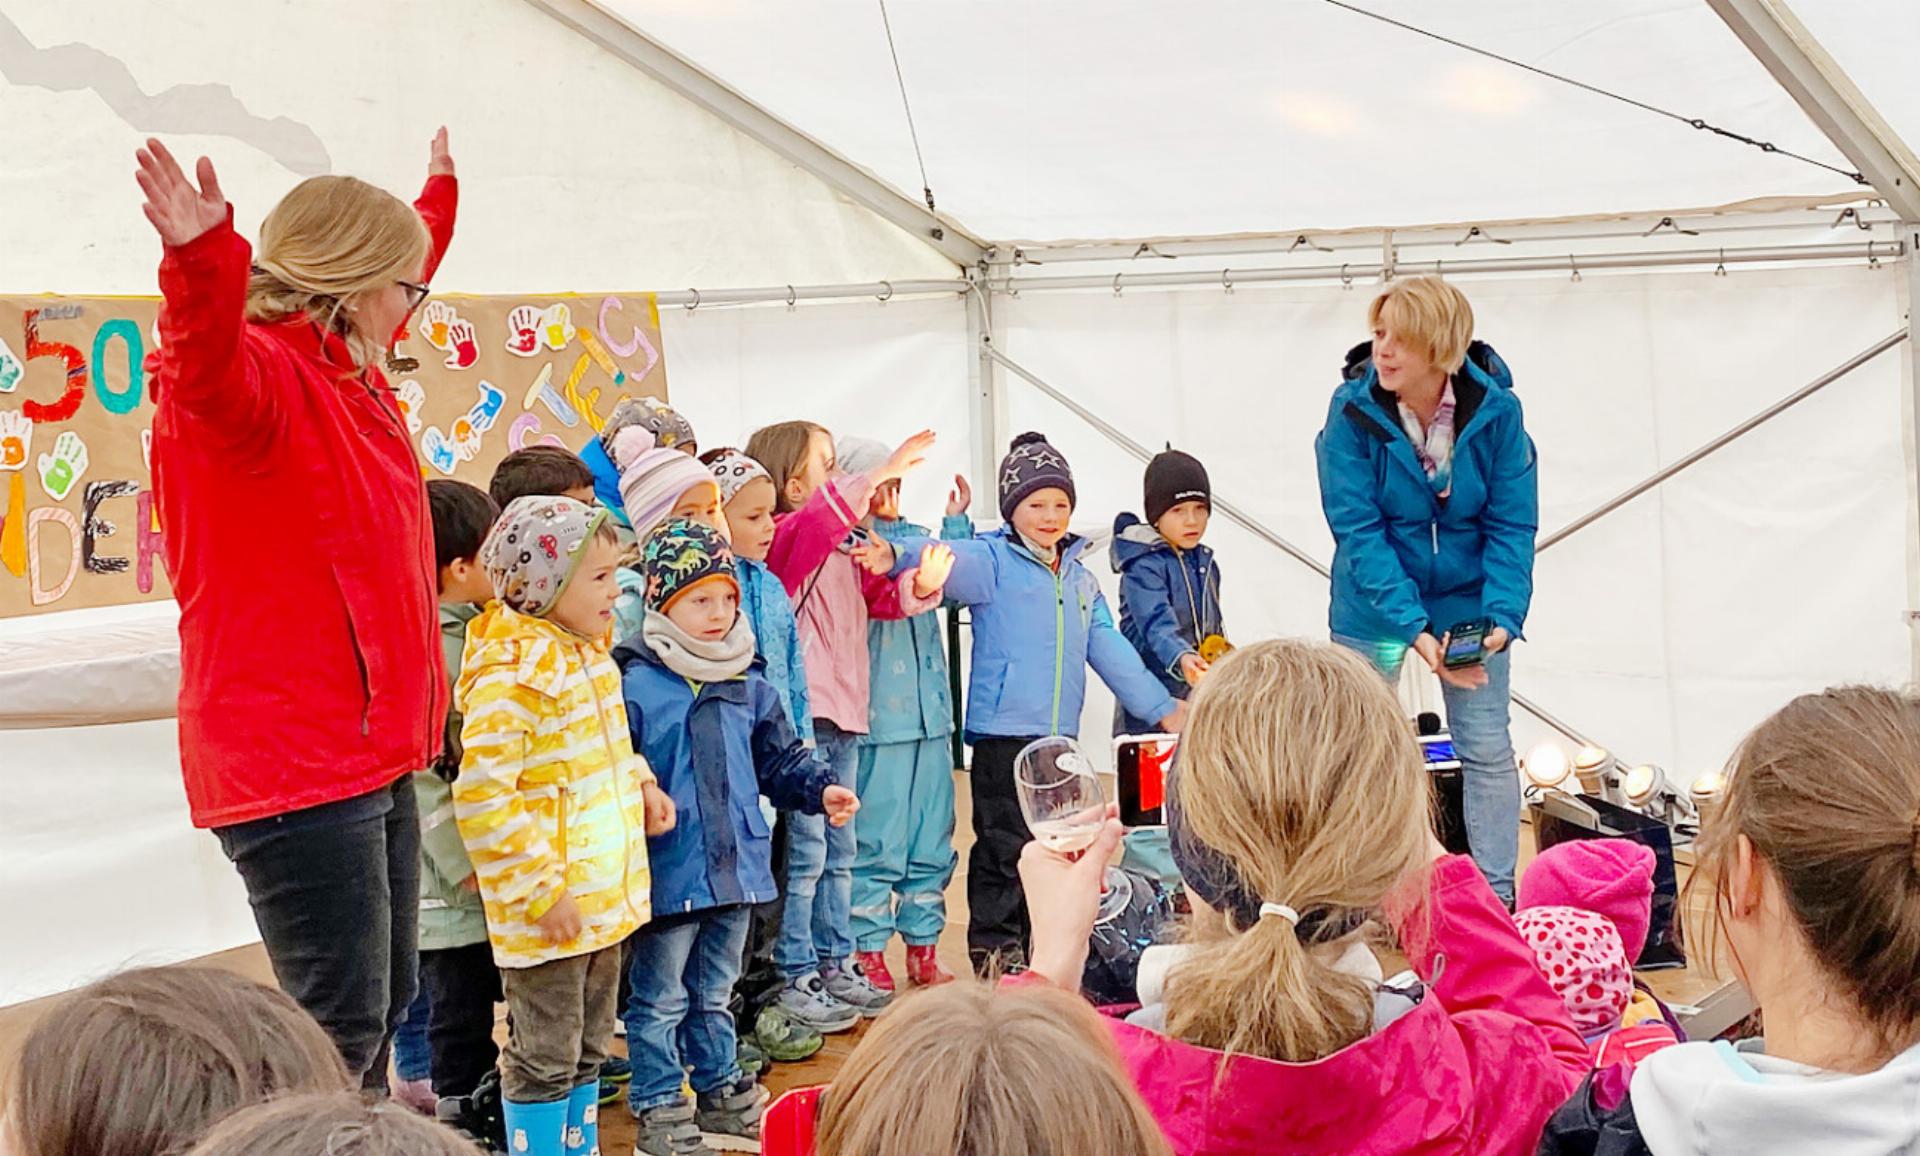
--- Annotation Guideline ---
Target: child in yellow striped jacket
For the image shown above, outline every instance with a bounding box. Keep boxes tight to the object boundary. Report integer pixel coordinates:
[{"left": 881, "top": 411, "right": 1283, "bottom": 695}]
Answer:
[{"left": 455, "top": 495, "right": 675, "bottom": 1156}]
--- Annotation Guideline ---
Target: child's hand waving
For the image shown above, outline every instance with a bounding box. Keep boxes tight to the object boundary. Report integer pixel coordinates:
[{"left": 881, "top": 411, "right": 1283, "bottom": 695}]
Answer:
[
  {"left": 875, "top": 429, "right": 937, "bottom": 484},
  {"left": 912, "top": 543, "right": 955, "bottom": 598},
  {"left": 822, "top": 785, "right": 860, "bottom": 827},
  {"left": 945, "top": 474, "right": 972, "bottom": 518},
  {"left": 641, "top": 781, "right": 677, "bottom": 836},
  {"left": 850, "top": 536, "right": 895, "bottom": 576}
]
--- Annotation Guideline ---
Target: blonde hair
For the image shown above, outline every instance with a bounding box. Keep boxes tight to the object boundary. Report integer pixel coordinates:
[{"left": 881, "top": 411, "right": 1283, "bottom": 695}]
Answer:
[
  {"left": 744, "top": 420, "right": 829, "bottom": 513},
  {"left": 1163, "top": 639, "right": 1433, "bottom": 1063},
  {"left": 246, "top": 175, "right": 431, "bottom": 370},
  {"left": 182, "top": 1093, "right": 478, "bottom": 1156},
  {"left": 816, "top": 981, "right": 1170, "bottom": 1156},
  {"left": 1689, "top": 686, "right": 1920, "bottom": 1061},
  {"left": 4, "top": 967, "right": 348, "bottom": 1156},
  {"left": 1368, "top": 275, "right": 1475, "bottom": 373}
]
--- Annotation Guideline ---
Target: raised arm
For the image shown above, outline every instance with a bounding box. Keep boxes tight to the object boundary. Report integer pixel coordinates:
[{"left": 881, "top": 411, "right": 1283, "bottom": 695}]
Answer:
[
  {"left": 765, "top": 474, "right": 873, "bottom": 595},
  {"left": 415, "top": 126, "right": 459, "bottom": 280}
]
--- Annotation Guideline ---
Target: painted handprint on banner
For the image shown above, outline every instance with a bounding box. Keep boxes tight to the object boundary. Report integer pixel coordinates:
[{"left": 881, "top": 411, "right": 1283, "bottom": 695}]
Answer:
[
  {"left": 421, "top": 301, "right": 458, "bottom": 352},
  {"left": 443, "top": 319, "right": 479, "bottom": 370},
  {"left": 395, "top": 380, "right": 426, "bottom": 433},
  {"left": 468, "top": 380, "right": 505, "bottom": 432},
  {"left": 539, "top": 303, "right": 576, "bottom": 351},
  {"left": 0, "top": 410, "right": 31, "bottom": 471},
  {"left": 37, "top": 430, "right": 87, "bottom": 501},
  {"left": 506, "top": 305, "right": 542, "bottom": 357},
  {"left": 420, "top": 427, "right": 460, "bottom": 475},
  {"left": 0, "top": 337, "right": 21, "bottom": 393}
]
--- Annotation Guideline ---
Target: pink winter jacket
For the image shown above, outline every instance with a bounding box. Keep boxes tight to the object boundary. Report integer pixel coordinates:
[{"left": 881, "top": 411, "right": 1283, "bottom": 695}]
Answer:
[
  {"left": 1081, "top": 855, "right": 1589, "bottom": 1156},
  {"left": 766, "top": 474, "right": 939, "bottom": 734}
]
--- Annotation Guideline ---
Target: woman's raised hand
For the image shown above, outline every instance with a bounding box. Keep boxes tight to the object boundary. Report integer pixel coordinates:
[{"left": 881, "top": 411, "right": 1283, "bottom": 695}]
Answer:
[
  {"left": 428, "top": 126, "right": 456, "bottom": 178},
  {"left": 135, "top": 139, "right": 228, "bottom": 248}
]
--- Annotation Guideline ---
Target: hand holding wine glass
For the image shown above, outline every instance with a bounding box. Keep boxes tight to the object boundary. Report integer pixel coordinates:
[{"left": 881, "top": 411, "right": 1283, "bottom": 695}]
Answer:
[{"left": 1015, "top": 737, "right": 1108, "bottom": 856}]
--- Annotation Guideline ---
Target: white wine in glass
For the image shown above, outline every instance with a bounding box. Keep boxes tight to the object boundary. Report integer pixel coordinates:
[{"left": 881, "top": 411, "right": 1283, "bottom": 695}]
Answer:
[{"left": 1016, "top": 736, "right": 1107, "bottom": 856}]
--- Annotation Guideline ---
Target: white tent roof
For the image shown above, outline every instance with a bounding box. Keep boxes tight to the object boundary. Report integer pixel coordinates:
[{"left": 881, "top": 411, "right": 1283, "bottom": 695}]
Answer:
[{"left": 604, "top": 0, "right": 1913, "bottom": 244}]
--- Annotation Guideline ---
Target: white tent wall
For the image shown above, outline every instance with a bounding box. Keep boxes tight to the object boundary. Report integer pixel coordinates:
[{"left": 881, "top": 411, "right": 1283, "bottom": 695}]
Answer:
[
  {"left": 0, "top": 0, "right": 958, "bottom": 293},
  {"left": 995, "top": 261, "right": 1915, "bottom": 778}
]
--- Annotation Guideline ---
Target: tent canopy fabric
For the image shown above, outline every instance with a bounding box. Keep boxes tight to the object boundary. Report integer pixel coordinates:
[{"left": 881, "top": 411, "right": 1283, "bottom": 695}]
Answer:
[{"left": 605, "top": 0, "right": 1915, "bottom": 245}]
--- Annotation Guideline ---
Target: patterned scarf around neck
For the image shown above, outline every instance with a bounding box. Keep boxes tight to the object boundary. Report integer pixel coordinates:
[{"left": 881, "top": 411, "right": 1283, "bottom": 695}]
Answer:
[
  {"left": 1398, "top": 379, "right": 1457, "bottom": 497},
  {"left": 642, "top": 608, "right": 757, "bottom": 683}
]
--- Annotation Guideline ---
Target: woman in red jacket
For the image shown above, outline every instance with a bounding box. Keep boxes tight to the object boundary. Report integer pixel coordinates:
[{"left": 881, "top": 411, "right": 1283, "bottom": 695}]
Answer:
[
  {"left": 136, "top": 132, "right": 458, "bottom": 1087},
  {"left": 1017, "top": 639, "right": 1588, "bottom": 1156}
]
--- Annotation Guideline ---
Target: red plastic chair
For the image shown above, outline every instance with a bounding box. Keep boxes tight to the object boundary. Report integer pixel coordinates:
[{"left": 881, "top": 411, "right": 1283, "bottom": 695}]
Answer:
[{"left": 762, "top": 1085, "right": 825, "bottom": 1156}]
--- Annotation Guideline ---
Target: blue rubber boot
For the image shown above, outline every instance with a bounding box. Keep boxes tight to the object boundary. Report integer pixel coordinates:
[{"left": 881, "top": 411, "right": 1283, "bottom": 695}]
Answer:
[
  {"left": 565, "top": 1080, "right": 600, "bottom": 1156},
  {"left": 501, "top": 1096, "right": 568, "bottom": 1156}
]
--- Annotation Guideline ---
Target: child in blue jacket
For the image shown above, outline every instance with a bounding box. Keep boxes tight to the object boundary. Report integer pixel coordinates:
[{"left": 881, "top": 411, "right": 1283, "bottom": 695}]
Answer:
[
  {"left": 836, "top": 438, "right": 973, "bottom": 992},
  {"left": 611, "top": 519, "right": 858, "bottom": 1153},
  {"left": 895, "top": 432, "right": 1185, "bottom": 975},
  {"left": 1111, "top": 447, "right": 1226, "bottom": 737}
]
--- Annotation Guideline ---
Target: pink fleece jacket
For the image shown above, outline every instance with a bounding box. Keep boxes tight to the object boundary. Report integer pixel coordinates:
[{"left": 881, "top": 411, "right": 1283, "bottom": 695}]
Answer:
[
  {"left": 766, "top": 474, "right": 940, "bottom": 734},
  {"left": 1061, "top": 855, "right": 1590, "bottom": 1156}
]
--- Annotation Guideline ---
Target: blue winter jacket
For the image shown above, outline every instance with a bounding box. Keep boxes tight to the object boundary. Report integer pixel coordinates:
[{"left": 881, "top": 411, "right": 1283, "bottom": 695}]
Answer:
[
  {"left": 895, "top": 525, "right": 1177, "bottom": 742},
  {"left": 1315, "top": 339, "right": 1539, "bottom": 646},
  {"left": 861, "top": 514, "right": 970, "bottom": 746},
  {"left": 738, "top": 556, "right": 813, "bottom": 745},
  {"left": 611, "top": 644, "right": 833, "bottom": 914},
  {"left": 1111, "top": 512, "right": 1223, "bottom": 735}
]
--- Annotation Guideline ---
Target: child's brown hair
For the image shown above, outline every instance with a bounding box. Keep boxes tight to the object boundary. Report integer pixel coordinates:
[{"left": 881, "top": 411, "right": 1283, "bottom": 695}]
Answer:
[
  {"left": 182, "top": 1092, "right": 479, "bottom": 1156},
  {"left": 815, "top": 980, "right": 1170, "bottom": 1156},
  {"left": 744, "top": 420, "right": 828, "bottom": 513},
  {"left": 4, "top": 966, "right": 348, "bottom": 1156},
  {"left": 1690, "top": 685, "right": 1920, "bottom": 1058}
]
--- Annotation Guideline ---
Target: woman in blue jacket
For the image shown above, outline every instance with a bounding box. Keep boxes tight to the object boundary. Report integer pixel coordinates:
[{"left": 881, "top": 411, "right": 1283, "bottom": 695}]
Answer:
[
  {"left": 1314, "top": 276, "right": 1538, "bottom": 903},
  {"left": 900, "top": 433, "right": 1185, "bottom": 974}
]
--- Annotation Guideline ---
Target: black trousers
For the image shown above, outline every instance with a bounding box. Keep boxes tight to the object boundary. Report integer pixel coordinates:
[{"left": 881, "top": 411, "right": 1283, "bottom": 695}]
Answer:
[
  {"left": 420, "top": 942, "right": 503, "bottom": 1098},
  {"left": 967, "top": 737, "right": 1042, "bottom": 956},
  {"left": 215, "top": 775, "right": 420, "bottom": 1089}
]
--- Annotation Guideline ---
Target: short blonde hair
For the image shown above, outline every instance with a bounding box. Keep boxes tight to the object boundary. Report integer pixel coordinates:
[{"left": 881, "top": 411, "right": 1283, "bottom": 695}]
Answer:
[
  {"left": 1164, "top": 639, "right": 1434, "bottom": 1063},
  {"left": 1368, "top": 276, "right": 1475, "bottom": 373},
  {"left": 247, "top": 175, "right": 431, "bottom": 370},
  {"left": 816, "top": 981, "right": 1170, "bottom": 1156}
]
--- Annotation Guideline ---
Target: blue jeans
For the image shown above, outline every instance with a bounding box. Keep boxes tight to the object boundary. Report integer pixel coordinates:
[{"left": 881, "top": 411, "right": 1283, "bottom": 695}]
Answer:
[
  {"left": 1334, "top": 635, "right": 1520, "bottom": 902},
  {"left": 624, "top": 905, "right": 752, "bottom": 1113},
  {"left": 391, "top": 983, "right": 433, "bottom": 1082},
  {"left": 774, "top": 721, "right": 857, "bottom": 977}
]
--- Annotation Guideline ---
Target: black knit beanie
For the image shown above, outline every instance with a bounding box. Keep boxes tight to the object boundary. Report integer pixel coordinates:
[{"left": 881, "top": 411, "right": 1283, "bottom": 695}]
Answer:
[
  {"left": 1144, "top": 448, "right": 1211, "bottom": 526},
  {"left": 998, "top": 432, "right": 1076, "bottom": 520}
]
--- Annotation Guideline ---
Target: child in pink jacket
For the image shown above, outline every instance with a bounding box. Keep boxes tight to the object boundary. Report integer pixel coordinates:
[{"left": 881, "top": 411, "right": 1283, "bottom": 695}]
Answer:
[
  {"left": 1017, "top": 639, "right": 1588, "bottom": 1156},
  {"left": 743, "top": 422, "right": 953, "bottom": 1033}
]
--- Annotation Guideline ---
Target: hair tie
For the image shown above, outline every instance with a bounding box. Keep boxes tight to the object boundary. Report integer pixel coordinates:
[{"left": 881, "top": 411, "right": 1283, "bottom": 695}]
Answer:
[{"left": 1259, "top": 902, "right": 1301, "bottom": 926}]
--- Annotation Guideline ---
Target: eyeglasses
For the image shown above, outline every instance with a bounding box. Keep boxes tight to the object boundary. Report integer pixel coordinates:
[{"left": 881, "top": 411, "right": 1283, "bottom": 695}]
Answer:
[{"left": 398, "top": 280, "right": 432, "bottom": 311}]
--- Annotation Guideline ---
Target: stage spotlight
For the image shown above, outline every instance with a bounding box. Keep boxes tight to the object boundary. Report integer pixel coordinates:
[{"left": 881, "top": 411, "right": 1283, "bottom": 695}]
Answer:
[
  {"left": 1523, "top": 741, "right": 1571, "bottom": 792},
  {"left": 1622, "top": 764, "right": 1666, "bottom": 810},
  {"left": 1690, "top": 771, "right": 1727, "bottom": 811},
  {"left": 1573, "top": 746, "right": 1611, "bottom": 795}
]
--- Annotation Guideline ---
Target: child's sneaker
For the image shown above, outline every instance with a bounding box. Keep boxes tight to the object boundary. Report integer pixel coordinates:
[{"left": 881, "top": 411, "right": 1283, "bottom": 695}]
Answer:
[
  {"left": 905, "top": 943, "right": 955, "bottom": 987},
  {"left": 598, "top": 1054, "right": 632, "bottom": 1105},
  {"left": 634, "top": 1098, "right": 713, "bottom": 1156},
  {"left": 735, "top": 1029, "right": 766, "bottom": 1076},
  {"left": 853, "top": 949, "right": 896, "bottom": 993},
  {"left": 773, "top": 972, "right": 860, "bottom": 1034},
  {"left": 695, "top": 1076, "right": 768, "bottom": 1152},
  {"left": 436, "top": 1071, "right": 508, "bottom": 1153},
  {"left": 754, "top": 1004, "right": 823, "bottom": 1063},
  {"left": 822, "top": 956, "right": 892, "bottom": 1015}
]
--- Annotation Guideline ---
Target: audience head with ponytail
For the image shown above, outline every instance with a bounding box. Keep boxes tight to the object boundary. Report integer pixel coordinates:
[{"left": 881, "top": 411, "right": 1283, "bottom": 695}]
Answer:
[{"left": 1162, "top": 638, "right": 1433, "bottom": 1063}]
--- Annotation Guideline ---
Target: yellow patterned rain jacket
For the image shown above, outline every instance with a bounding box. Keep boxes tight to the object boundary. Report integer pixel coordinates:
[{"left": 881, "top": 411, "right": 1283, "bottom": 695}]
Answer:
[{"left": 454, "top": 603, "right": 654, "bottom": 968}]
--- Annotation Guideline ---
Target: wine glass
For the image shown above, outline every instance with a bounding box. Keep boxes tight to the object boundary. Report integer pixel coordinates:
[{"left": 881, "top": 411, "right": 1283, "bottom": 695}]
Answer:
[{"left": 1016, "top": 736, "right": 1107, "bottom": 856}]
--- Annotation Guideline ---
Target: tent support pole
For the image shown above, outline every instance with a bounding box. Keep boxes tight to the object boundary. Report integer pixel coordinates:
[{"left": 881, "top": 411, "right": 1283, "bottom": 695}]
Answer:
[
  {"left": 981, "top": 343, "right": 1614, "bottom": 754},
  {"left": 523, "top": 0, "right": 988, "bottom": 268},
  {"left": 1706, "top": 0, "right": 1920, "bottom": 220},
  {"left": 1538, "top": 330, "right": 1909, "bottom": 552},
  {"left": 1905, "top": 230, "right": 1920, "bottom": 687},
  {"left": 966, "top": 274, "right": 1001, "bottom": 520}
]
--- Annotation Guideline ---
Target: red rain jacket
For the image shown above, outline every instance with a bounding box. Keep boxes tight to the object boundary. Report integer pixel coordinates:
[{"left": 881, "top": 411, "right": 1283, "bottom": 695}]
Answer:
[{"left": 152, "top": 175, "right": 457, "bottom": 828}]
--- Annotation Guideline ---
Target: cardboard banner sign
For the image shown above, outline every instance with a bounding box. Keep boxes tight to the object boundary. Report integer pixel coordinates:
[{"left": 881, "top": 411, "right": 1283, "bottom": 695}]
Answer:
[{"left": 0, "top": 293, "right": 667, "bottom": 618}]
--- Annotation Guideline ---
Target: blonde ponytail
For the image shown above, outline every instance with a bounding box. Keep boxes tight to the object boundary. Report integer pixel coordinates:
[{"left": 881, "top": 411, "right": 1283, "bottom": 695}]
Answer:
[
  {"left": 1163, "top": 640, "right": 1433, "bottom": 1063},
  {"left": 246, "top": 175, "right": 430, "bottom": 371}
]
